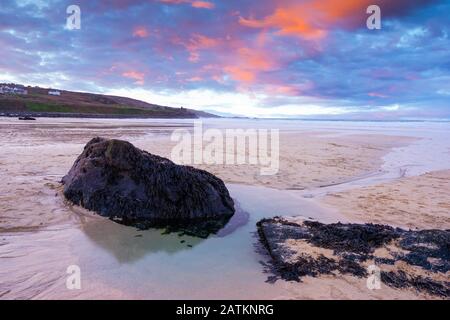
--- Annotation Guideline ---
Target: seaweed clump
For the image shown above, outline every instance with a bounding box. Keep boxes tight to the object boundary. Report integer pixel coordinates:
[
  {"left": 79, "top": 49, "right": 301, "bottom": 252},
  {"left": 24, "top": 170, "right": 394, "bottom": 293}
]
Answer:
[{"left": 257, "top": 217, "right": 450, "bottom": 298}]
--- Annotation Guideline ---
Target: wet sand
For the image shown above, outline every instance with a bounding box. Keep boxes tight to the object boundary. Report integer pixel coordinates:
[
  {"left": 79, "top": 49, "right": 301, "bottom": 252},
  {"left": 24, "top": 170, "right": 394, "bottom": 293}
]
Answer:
[
  {"left": 0, "top": 117, "right": 449, "bottom": 299},
  {"left": 323, "top": 170, "right": 450, "bottom": 230}
]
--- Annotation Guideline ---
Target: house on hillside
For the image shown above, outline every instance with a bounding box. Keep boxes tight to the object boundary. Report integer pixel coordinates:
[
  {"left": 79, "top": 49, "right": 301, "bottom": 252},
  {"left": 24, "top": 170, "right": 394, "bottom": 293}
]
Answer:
[
  {"left": 0, "top": 84, "right": 28, "bottom": 95},
  {"left": 13, "top": 87, "right": 28, "bottom": 95},
  {"left": 48, "top": 90, "right": 61, "bottom": 96},
  {"left": 0, "top": 85, "right": 11, "bottom": 94}
]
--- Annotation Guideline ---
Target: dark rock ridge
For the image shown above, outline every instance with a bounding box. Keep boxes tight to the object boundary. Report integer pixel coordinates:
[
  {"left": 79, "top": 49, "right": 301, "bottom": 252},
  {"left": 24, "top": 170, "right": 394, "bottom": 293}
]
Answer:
[
  {"left": 257, "top": 217, "right": 450, "bottom": 298},
  {"left": 62, "top": 137, "right": 235, "bottom": 237},
  {"left": 18, "top": 116, "right": 36, "bottom": 120}
]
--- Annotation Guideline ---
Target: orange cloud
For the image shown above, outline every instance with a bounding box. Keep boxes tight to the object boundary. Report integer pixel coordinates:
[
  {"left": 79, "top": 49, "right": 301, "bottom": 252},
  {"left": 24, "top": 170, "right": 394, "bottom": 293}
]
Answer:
[
  {"left": 239, "top": 7, "right": 326, "bottom": 39},
  {"left": 312, "top": 0, "right": 373, "bottom": 20},
  {"left": 236, "top": 47, "right": 274, "bottom": 71},
  {"left": 239, "top": 0, "right": 373, "bottom": 39},
  {"left": 122, "top": 71, "right": 145, "bottom": 85},
  {"left": 183, "top": 34, "right": 220, "bottom": 62},
  {"left": 189, "top": 34, "right": 219, "bottom": 48},
  {"left": 222, "top": 44, "right": 278, "bottom": 83},
  {"left": 223, "top": 66, "right": 255, "bottom": 83},
  {"left": 191, "top": 1, "right": 215, "bottom": 9},
  {"left": 133, "top": 26, "right": 149, "bottom": 38}
]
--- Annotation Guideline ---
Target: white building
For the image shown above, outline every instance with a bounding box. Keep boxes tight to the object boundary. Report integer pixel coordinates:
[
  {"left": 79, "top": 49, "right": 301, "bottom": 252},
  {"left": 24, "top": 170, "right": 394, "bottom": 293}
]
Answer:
[
  {"left": 48, "top": 90, "right": 61, "bottom": 96},
  {"left": 0, "top": 86, "right": 9, "bottom": 94},
  {"left": 0, "top": 85, "right": 28, "bottom": 95},
  {"left": 13, "top": 87, "right": 28, "bottom": 95}
]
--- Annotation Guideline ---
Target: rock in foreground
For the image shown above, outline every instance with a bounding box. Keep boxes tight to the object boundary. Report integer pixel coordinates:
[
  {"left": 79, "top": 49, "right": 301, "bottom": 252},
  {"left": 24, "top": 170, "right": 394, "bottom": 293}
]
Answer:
[
  {"left": 63, "top": 137, "right": 235, "bottom": 237},
  {"left": 257, "top": 217, "right": 450, "bottom": 298}
]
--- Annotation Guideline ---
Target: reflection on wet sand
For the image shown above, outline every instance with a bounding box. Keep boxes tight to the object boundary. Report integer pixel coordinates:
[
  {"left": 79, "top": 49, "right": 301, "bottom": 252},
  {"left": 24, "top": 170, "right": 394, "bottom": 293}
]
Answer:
[
  {"left": 79, "top": 204, "right": 250, "bottom": 263},
  {"left": 81, "top": 219, "right": 205, "bottom": 263}
]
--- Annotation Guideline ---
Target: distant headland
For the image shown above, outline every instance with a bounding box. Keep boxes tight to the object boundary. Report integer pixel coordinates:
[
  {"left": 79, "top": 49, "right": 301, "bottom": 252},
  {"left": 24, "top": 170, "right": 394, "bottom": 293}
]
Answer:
[{"left": 0, "top": 83, "right": 219, "bottom": 119}]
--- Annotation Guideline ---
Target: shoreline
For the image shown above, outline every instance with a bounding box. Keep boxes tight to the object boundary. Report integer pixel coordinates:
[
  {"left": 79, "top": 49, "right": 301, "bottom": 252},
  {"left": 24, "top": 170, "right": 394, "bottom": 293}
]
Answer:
[{"left": 0, "top": 112, "right": 201, "bottom": 119}]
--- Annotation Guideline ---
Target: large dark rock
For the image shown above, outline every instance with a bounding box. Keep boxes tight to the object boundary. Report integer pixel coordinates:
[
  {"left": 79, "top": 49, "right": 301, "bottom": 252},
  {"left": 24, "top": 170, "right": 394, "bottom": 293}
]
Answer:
[{"left": 62, "top": 137, "right": 235, "bottom": 237}]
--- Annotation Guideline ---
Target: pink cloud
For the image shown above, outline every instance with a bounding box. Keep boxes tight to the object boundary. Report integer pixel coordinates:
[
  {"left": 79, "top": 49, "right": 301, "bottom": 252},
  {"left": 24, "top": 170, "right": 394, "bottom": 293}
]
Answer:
[
  {"left": 133, "top": 26, "right": 150, "bottom": 38},
  {"left": 191, "top": 1, "right": 215, "bottom": 9},
  {"left": 368, "top": 92, "right": 389, "bottom": 98},
  {"left": 174, "top": 33, "right": 220, "bottom": 62},
  {"left": 220, "top": 40, "right": 282, "bottom": 84},
  {"left": 187, "top": 76, "right": 202, "bottom": 81},
  {"left": 159, "top": 0, "right": 214, "bottom": 9},
  {"left": 265, "top": 85, "right": 299, "bottom": 95},
  {"left": 122, "top": 70, "right": 146, "bottom": 85},
  {"left": 223, "top": 66, "right": 255, "bottom": 83}
]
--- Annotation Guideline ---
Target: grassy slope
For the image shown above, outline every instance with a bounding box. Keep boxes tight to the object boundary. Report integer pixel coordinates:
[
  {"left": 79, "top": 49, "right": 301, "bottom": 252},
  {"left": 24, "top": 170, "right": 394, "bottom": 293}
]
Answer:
[{"left": 0, "top": 86, "right": 218, "bottom": 118}]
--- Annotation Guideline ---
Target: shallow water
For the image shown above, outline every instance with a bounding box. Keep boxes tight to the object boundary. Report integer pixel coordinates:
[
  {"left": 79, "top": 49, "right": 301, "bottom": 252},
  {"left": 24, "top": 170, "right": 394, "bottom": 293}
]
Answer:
[
  {"left": 1, "top": 118, "right": 449, "bottom": 299},
  {"left": 1, "top": 182, "right": 344, "bottom": 299},
  {"left": 291, "top": 121, "right": 450, "bottom": 198}
]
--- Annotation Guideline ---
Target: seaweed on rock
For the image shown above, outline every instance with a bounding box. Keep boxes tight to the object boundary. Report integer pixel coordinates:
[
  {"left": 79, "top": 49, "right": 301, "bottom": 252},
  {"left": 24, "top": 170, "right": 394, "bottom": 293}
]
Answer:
[{"left": 62, "top": 137, "right": 235, "bottom": 238}]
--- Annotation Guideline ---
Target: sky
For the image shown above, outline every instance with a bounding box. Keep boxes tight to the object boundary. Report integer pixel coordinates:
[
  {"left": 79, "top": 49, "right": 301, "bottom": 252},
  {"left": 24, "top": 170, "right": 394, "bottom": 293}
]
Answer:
[{"left": 0, "top": 0, "right": 449, "bottom": 119}]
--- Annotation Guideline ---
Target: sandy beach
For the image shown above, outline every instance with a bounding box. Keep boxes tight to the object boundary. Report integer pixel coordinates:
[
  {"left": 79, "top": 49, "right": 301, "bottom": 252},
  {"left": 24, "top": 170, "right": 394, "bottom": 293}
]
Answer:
[
  {"left": 324, "top": 170, "right": 450, "bottom": 230},
  {"left": 0, "top": 117, "right": 449, "bottom": 299},
  {"left": 2, "top": 0, "right": 449, "bottom": 307}
]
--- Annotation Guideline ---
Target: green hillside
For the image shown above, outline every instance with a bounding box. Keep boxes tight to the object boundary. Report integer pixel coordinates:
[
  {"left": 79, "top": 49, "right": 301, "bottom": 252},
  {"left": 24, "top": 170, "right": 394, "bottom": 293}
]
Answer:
[{"left": 0, "top": 84, "right": 218, "bottom": 118}]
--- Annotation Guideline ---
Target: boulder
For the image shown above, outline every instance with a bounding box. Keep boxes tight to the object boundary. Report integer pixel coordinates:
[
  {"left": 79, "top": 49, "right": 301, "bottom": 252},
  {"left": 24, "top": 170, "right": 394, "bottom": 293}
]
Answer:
[{"left": 62, "top": 137, "right": 235, "bottom": 236}]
